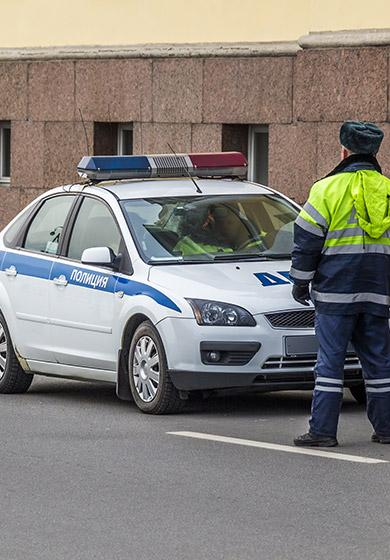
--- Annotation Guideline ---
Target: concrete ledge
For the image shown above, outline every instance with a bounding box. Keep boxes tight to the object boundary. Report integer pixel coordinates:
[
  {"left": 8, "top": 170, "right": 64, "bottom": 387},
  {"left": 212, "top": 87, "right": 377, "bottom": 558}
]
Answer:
[
  {"left": 2, "top": 30, "right": 390, "bottom": 61},
  {"left": 0, "top": 41, "right": 299, "bottom": 61},
  {"left": 299, "top": 28, "right": 390, "bottom": 49}
]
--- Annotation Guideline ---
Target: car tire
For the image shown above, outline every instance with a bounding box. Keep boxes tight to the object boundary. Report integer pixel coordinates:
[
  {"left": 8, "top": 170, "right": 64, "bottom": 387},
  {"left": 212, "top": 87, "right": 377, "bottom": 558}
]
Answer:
[
  {"left": 0, "top": 313, "right": 34, "bottom": 394},
  {"left": 128, "top": 321, "right": 184, "bottom": 414},
  {"left": 349, "top": 383, "right": 366, "bottom": 404}
]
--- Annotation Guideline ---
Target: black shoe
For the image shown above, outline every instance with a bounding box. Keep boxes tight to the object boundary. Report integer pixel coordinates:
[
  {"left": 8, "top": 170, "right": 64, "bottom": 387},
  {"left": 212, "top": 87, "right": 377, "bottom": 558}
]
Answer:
[
  {"left": 294, "top": 432, "right": 338, "bottom": 447},
  {"left": 371, "top": 433, "right": 390, "bottom": 444}
]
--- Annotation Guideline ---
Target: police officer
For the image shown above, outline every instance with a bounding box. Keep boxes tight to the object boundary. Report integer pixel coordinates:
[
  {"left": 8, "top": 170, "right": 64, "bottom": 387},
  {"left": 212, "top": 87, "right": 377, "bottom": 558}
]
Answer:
[
  {"left": 174, "top": 204, "right": 233, "bottom": 255},
  {"left": 291, "top": 121, "right": 390, "bottom": 447}
]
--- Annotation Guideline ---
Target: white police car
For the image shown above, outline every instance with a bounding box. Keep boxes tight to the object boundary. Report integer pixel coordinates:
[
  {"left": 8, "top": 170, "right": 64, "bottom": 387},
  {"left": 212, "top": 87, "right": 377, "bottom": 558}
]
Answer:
[{"left": 0, "top": 152, "right": 363, "bottom": 413}]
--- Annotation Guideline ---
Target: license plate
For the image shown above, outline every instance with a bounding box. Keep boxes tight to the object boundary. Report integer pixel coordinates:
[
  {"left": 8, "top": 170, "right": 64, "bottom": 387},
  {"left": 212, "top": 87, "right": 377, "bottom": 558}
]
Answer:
[
  {"left": 284, "top": 335, "right": 319, "bottom": 356},
  {"left": 284, "top": 335, "right": 354, "bottom": 357}
]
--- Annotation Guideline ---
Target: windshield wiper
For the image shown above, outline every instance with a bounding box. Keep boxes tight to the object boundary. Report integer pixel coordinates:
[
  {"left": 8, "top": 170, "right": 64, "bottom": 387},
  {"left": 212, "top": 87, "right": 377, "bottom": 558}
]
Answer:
[
  {"left": 148, "top": 253, "right": 291, "bottom": 265},
  {"left": 148, "top": 257, "right": 183, "bottom": 264},
  {"left": 148, "top": 256, "right": 214, "bottom": 265},
  {"left": 213, "top": 253, "right": 269, "bottom": 261},
  {"left": 257, "top": 253, "right": 291, "bottom": 260},
  {"left": 213, "top": 252, "right": 291, "bottom": 262}
]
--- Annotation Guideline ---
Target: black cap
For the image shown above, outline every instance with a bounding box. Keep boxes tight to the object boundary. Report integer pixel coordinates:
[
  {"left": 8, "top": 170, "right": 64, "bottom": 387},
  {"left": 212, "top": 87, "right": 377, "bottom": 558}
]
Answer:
[{"left": 340, "top": 121, "right": 384, "bottom": 154}]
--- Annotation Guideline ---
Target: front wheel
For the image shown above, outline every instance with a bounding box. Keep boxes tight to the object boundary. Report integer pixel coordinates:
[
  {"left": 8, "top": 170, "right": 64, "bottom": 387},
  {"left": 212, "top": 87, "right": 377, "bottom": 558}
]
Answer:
[
  {"left": 0, "top": 313, "right": 34, "bottom": 394},
  {"left": 128, "top": 321, "right": 184, "bottom": 414},
  {"left": 349, "top": 383, "right": 366, "bottom": 404}
]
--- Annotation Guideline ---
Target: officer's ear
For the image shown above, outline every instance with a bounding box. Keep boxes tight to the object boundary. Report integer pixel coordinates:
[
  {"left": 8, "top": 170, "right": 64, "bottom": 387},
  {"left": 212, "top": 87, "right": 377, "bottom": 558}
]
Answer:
[{"left": 340, "top": 146, "right": 350, "bottom": 160}]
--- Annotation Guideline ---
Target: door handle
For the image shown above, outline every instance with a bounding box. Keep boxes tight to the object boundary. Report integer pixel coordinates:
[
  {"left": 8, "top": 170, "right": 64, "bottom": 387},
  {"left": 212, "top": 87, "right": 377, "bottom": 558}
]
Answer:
[
  {"left": 4, "top": 266, "right": 17, "bottom": 277},
  {"left": 53, "top": 275, "right": 68, "bottom": 287}
]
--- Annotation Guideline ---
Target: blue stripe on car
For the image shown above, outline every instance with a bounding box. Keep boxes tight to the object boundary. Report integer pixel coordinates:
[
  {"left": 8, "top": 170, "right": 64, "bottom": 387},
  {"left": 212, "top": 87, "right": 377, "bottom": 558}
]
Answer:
[
  {"left": 2, "top": 250, "right": 53, "bottom": 279},
  {"left": 0, "top": 251, "right": 181, "bottom": 313}
]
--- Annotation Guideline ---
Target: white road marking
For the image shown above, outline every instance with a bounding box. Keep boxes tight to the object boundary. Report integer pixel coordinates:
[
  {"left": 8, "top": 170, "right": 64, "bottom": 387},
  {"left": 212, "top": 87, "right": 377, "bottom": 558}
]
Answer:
[{"left": 167, "top": 431, "right": 388, "bottom": 464}]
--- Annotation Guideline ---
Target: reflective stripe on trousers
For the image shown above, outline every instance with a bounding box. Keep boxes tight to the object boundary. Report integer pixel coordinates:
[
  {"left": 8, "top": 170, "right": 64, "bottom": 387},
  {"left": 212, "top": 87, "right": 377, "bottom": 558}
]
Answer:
[{"left": 309, "top": 312, "right": 390, "bottom": 438}]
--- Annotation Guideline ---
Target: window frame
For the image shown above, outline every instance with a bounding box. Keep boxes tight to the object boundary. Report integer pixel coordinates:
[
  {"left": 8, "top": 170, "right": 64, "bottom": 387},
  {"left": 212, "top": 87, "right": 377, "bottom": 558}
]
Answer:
[
  {"left": 61, "top": 193, "right": 133, "bottom": 275},
  {"left": 0, "top": 121, "right": 11, "bottom": 183},
  {"left": 15, "top": 194, "right": 79, "bottom": 257},
  {"left": 117, "top": 123, "right": 133, "bottom": 155},
  {"left": 247, "top": 125, "right": 269, "bottom": 184}
]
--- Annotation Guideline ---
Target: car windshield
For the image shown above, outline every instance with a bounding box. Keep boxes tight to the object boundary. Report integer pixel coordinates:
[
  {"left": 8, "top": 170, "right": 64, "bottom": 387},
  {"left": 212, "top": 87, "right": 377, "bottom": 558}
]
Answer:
[{"left": 121, "top": 193, "right": 299, "bottom": 264}]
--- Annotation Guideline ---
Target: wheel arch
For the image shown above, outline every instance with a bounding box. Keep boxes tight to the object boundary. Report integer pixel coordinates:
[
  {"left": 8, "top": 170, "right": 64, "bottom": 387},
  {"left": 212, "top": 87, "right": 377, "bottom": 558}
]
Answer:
[
  {"left": 116, "top": 312, "right": 152, "bottom": 401},
  {"left": 0, "top": 285, "right": 18, "bottom": 346}
]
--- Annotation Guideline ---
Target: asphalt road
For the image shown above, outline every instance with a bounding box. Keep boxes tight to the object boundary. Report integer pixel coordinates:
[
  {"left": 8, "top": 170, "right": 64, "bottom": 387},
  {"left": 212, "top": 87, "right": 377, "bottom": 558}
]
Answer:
[{"left": 1, "top": 377, "right": 389, "bottom": 560}]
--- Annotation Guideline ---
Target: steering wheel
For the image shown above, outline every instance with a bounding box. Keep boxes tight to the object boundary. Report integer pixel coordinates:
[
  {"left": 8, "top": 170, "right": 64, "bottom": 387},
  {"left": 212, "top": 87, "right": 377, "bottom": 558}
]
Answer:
[{"left": 236, "top": 237, "right": 265, "bottom": 252}]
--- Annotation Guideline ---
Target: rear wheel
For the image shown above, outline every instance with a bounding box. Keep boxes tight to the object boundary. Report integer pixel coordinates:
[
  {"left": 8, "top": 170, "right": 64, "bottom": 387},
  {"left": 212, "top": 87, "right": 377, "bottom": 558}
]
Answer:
[
  {"left": 0, "top": 313, "right": 34, "bottom": 394},
  {"left": 349, "top": 383, "right": 366, "bottom": 404},
  {"left": 128, "top": 321, "right": 184, "bottom": 414}
]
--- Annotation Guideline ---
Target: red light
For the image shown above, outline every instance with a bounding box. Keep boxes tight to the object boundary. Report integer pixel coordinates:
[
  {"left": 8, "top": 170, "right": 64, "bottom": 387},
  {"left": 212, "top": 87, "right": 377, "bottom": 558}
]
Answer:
[{"left": 189, "top": 152, "right": 247, "bottom": 169}]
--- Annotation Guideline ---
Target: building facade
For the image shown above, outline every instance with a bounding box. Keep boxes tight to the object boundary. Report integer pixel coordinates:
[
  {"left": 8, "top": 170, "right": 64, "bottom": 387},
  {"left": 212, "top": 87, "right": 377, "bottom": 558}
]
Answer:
[{"left": 1, "top": 1, "right": 390, "bottom": 228}]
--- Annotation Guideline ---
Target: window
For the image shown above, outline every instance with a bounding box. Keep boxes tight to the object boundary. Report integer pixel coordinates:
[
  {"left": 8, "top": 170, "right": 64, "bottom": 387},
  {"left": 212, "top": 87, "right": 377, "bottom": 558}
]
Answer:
[
  {"left": 93, "top": 122, "right": 133, "bottom": 156},
  {"left": 0, "top": 121, "right": 11, "bottom": 182},
  {"left": 222, "top": 124, "right": 248, "bottom": 157},
  {"left": 23, "top": 196, "right": 75, "bottom": 254},
  {"left": 94, "top": 123, "right": 118, "bottom": 155},
  {"left": 67, "top": 197, "right": 122, "bottom": 261},
  {"left": 117, "top": 124, "right": 133, "bottom": 155},
  {"left": 3, "top": 203, "right": 38, "bottom": 248},
  {"left": 222, "top": 124, "right": 269, "bottom": 185},
  {"left": 248, "top": 125, "right": 269, "bottom": 185},
  {"left": 121, "top": 193, "right": 298, "bottom": 263}
]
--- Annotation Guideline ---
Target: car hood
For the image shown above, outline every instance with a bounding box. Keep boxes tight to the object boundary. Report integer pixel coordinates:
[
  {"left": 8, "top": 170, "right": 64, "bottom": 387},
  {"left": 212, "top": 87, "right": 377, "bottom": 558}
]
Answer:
[{"left": 148, "top": 259, "right": 309, "bottom": 315}]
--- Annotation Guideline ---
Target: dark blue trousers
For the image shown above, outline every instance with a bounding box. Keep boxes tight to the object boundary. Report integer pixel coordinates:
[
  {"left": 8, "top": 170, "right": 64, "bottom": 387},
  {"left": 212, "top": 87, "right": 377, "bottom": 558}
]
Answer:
[{"left": 310, "top": 312, "right": 390, "bottom": 438}]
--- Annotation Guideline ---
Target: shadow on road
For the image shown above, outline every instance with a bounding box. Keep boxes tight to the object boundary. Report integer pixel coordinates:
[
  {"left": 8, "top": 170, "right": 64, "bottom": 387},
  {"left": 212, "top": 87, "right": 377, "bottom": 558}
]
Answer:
[{"left": 26, "top": 376, "right": 364, "bottom": 419}]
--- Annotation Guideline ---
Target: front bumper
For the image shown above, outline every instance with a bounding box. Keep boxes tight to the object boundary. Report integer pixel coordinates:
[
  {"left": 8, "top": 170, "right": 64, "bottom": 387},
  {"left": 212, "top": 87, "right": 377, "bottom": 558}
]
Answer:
[
  {"left": 157, "top": 315, "right": 362, "bottom": 392},
  {"left": 169, "top": 368, "right": 363, "bottom": 392}
]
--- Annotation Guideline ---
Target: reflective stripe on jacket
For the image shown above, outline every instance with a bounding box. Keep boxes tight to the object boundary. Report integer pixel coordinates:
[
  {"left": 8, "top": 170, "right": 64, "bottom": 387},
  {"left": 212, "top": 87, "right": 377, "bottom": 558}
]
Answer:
[{"left": 290, "top": 156, "right": 390, "bottom": 316}]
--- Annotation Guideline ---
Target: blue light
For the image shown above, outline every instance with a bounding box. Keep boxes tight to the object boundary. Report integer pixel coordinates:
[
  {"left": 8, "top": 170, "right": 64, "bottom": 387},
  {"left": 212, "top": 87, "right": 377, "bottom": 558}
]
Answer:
[{"left": 77, "top": 155, "right": 151, "bottom": 181}]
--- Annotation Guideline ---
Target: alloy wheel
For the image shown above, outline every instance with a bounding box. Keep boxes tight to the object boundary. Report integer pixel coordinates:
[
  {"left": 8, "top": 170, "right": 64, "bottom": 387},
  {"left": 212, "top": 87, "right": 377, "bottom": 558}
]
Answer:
[
  {"left": 0, "top": 326, "right": 7, "bottom": 380},
  {"left": 132, "top": 336, "right": 160, "bottom": 402}
]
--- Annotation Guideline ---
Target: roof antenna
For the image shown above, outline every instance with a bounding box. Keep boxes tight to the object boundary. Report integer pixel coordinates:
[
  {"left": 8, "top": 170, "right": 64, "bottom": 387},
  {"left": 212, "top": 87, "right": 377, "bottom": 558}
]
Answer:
[
  {"left": 139, "top": 99, "right": 144, "bottom": 154},
  {"left": 78, "top": 107, "right": 91, "bottom": 155},
  {"left": 167, "top": 143, "right": 202, "bottom": 194}
]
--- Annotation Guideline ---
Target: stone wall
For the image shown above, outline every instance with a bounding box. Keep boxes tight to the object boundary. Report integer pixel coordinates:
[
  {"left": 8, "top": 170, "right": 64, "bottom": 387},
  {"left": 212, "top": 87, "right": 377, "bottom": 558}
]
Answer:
[{"left": 1, "top": 46, "right": 390, "bottom": 228}]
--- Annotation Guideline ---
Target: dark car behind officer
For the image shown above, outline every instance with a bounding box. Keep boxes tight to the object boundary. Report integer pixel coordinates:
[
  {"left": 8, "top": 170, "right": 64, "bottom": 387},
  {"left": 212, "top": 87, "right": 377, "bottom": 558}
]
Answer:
[{"left": 290, "top": 121, "right": 390, "bottom": 447}]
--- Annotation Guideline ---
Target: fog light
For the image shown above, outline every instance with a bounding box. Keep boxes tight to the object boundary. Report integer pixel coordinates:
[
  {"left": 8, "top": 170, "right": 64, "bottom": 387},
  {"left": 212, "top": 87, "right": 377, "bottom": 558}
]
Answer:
[{"left": 207, "top": 351, "right": 221, "bottom": 362}]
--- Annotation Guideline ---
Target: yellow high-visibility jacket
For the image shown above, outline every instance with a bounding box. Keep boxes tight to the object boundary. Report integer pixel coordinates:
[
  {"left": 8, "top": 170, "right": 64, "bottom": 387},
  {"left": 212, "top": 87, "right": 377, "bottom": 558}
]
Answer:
[{"left": 290, "top": 155, "right": 390, "bottom": 316}]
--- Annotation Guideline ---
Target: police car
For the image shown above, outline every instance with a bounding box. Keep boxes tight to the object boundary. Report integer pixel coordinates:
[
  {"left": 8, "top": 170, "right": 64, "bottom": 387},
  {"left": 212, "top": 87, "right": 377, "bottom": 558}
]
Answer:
[{"left": 0, "top": 152, "right": 364, "bottom": 413}]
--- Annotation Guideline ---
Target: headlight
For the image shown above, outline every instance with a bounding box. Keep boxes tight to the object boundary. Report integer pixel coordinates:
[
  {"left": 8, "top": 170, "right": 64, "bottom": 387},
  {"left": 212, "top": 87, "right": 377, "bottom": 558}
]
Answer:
[{"left": 187, "top": 299, "right": 256, "bottom": 326}]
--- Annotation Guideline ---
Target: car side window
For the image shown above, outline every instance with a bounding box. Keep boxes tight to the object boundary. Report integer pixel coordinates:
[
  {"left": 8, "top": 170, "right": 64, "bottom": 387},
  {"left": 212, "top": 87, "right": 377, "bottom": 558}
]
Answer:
[
  {"left": 67, "top": 197, "right": 122, "bottom": 261},
  {"left": 23, "top": 196, "right": 75, "bottom": 255},
  {"left": 3, "top": 203, "right": 38, "bottom": 248}
]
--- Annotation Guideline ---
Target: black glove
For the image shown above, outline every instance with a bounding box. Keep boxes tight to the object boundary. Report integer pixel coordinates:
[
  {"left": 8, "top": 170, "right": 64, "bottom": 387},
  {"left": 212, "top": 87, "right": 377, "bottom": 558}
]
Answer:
[{"left": 292, "top": 284, "right": 311, "bottom": 306}]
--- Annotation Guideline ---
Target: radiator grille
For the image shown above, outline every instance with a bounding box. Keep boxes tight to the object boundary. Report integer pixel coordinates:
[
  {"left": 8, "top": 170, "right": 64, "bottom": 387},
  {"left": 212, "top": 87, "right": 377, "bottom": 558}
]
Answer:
[{"left": 265, "top": 310, "right": 315, "bottom": 329}]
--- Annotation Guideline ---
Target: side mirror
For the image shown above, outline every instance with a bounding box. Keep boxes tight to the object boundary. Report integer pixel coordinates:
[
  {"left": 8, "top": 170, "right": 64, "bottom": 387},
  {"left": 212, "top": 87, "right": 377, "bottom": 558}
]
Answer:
[{"left": 81, "top": 247, "right": 121, "bottom": 270}]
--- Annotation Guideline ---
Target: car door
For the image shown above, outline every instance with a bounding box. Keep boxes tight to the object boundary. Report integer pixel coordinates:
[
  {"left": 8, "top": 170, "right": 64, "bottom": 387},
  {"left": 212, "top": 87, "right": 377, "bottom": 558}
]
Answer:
[
  {"left": 0, "top": 194, "right": 76, "bottom": 362},
  {"left": 48, "top": 195, "right": 124, "bottom": 372}
]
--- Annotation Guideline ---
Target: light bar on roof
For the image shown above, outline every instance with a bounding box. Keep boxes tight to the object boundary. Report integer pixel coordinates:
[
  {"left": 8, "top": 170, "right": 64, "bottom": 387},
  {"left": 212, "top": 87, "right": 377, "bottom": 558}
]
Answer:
[{"left": 77, "top": 152, "right": 247, "bottom": 181}]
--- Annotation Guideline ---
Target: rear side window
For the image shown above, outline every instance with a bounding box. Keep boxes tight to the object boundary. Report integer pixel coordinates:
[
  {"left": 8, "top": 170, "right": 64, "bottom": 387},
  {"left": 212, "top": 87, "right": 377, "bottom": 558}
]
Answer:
[
  {"left": 3, "top": 203, "right": 38, "bottom": 248},
  {"left": 23, "top": 196, "right": 75, "bottom": 255}
]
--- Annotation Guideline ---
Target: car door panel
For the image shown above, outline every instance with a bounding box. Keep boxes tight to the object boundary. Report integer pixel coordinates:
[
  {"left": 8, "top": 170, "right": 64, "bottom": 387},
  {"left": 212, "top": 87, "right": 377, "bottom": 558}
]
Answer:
[
  {"left": 0, "top": 194, "right": 77, "bottom": 363},
  {"left": 0, "top": 250, "right": 54, "bottom": 361},
  {"left": 49, "top": 259, "right": 118, "bottom": 370}
]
